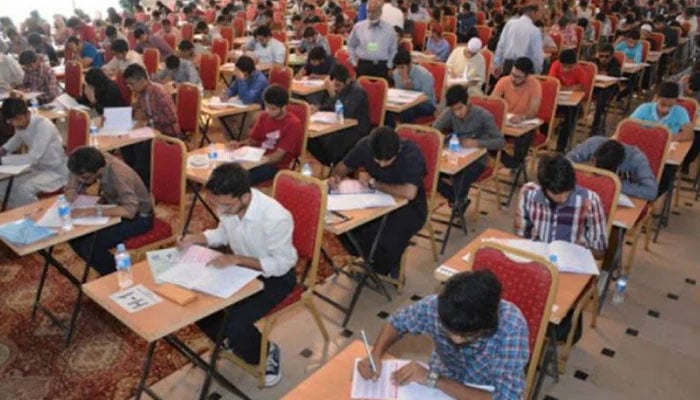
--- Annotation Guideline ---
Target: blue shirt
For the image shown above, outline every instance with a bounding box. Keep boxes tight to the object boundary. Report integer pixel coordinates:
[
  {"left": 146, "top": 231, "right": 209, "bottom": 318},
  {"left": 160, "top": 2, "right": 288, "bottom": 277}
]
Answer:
[
  {"left": 494, "top": 15, "right": 543, "bottom": 73},
  {"left": 388, "top": 296, "right": 529, "bottom": 400},
  {"left": 393, "top": 64, "right": 436, "bottom": 106},
  {"left": 81, "top": 42, "right": 103, "bottom": 68},
  {"left": 226, "top": 70, "right": 268, "bottom": 105},
  {"left": 347, "top": 19, "right": 398, "bottom": 67},
  {"left": 358, "top": 3, "right": 368, "bottom": 21},
  {"left": 614, "top": 41, "right": 642, "bottom": 63},
  {"left": 426, "top": 37, "right": 451, "bottom": 62},
  {"left": 630, "top": 102, "right": 690, "bottom": 135}
]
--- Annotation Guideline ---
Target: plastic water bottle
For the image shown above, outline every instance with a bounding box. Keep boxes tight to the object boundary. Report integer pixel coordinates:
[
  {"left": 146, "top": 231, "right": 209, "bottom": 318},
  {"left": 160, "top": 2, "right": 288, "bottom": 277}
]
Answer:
[
  {"left": 115, "top": 243, "right": 134, "bottom": 289},
  {"left": 612, "top": 275, "right": 628, "bottom": 304},
  {"left": 30, "top": 98, "right": 39, "bottom": 116},
  {"left": 448, "top": 133, "right": 460, "bottom": 164},
  {"left": 334, "top": 99, "right": 344, "bottom": 124},
  {"left": 301, "top": 162, "right": 313, "bottom": 177},
  {"left": 89, "top": 123, "right": 99, "bottom": 148},
  {"left": 208, "top": 143, "right": 218, "bottom": 166},
  {"left": 57, "top": 194, "right": 73, "bottom": 232}
]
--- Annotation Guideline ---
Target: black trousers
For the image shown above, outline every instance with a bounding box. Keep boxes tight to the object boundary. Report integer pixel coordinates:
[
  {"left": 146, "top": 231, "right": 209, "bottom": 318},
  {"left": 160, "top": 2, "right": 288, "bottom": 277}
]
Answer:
[
  {"left": 196, "top": 270, "right": 296, "bottom": 365},
  {"left": 591, "top": 86, "right": 618, "bottom": 136},
  {"left": 307, "top": 128, "right": 365, "bottom": 166},
  {"left": 556, "top": 105, "right": 581, "bottom": 153},
  {"left": 69, "top": 214, "right": 154, "bottom": 275},
  {"left": 248, "top": 164, "right": 280, "bottom": 186},
  {"left": 658, "top": 164, "right": 678, "bottom": 197},
  {"left": 682, "top": 132, "right": 700, "bottom": 173},
  {"left": 356, "top": 59, "right": 389, "bottom": 79},
  {"left": 437, "top": 160, "right": 486, "bottom": 204},
  {"left": 121, "top": 140, "right": 153, "bottom": 189},
  {"left": 339, "top": 204, "right": 426, "bottom": 277}
]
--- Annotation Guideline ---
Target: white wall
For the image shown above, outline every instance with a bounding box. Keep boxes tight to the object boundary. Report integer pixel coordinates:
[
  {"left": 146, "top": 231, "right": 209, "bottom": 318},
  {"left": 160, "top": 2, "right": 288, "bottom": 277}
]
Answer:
[{"left": 5, "top": 1, "right": 123, "bottom": 27}]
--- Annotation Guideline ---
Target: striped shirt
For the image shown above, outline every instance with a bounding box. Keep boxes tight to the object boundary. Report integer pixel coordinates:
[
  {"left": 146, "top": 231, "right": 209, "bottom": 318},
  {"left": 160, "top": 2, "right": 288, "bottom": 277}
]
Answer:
[{"left": 515, "top": 182, "right": 608, "bottom": 252}]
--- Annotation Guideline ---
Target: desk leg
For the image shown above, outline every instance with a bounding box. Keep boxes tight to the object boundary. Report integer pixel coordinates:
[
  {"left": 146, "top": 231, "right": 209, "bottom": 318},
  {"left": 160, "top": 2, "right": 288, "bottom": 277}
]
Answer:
[
  {"left": 32, "top": 246, "right": 53, "bottom": 320},
  {"left": 134, "top": 341, "right": 159, "bottom": 400},
  {"left": 504, "top": 132, "right": 534, "bottom": 207},
  {"left": 183, "top": 181, "right": 220, "bottom": 235},
  {"left": 1, "top": 176, "right": 15, "bottom": 211},
  {"left": 199, "top": 308, "right": 231, "bottom": 400},
  {"left": 654, "top": 181, "right": 674, "bottom": 242},
  {"left": 199, "top": 115, "right": 213, "bottom": 148},
  {"left": 440, "top": 173, "right": 471, "bottom": 255},
  {"left": 218, "top": 114, "right": 244, "bottom": 141},
  {"left": 599, "top": 226, "right": 625, "bottom": 312},
  {"left": 532, "top": 325, "right": 559, "bottom": 399}
]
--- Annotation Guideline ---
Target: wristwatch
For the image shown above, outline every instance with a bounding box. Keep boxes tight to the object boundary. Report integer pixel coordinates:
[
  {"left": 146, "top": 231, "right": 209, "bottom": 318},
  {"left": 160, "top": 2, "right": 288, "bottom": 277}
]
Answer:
[
  {"left": 368, "top": 177, "right": 376, "bottom": 189},
  {"left": 426, "top": 369, "right": 439, "bottom": 388}
]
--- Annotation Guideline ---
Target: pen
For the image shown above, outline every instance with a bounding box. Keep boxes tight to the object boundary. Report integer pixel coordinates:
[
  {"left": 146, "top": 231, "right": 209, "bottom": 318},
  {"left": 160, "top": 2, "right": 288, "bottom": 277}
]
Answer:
[
  {"left": 361, "top": 329, "right": 377, "bottom": 374},
  {"left": 331, "top": 210, "right": 350, "bottom": 221}
]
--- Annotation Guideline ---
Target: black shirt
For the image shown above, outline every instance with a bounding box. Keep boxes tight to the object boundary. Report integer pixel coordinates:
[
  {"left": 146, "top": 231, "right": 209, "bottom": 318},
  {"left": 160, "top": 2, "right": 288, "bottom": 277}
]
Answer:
[
  {"left": 596, "top": 57, "right": 622, "bottom": 77},
  {"left": 320, "top": 80, "right": 370, "bottom": 135},
  {"left": 342, "top": 137, "right": 428, "bottom": 217},
  {"left": 79, "top": 79, "right": 127, "bottom": 115},
  {"left": 304, "top": 54, "right": 336, "bottom": 76},
  {"left": 657, "top": 26, "right": 679, "bottom": 48}
]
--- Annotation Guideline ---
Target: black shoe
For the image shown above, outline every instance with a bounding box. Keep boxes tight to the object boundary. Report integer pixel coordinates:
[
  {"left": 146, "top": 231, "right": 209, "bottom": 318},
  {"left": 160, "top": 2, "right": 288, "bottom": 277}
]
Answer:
[{"left": 264, "top": 342, "right": 282, "bottom": 387}]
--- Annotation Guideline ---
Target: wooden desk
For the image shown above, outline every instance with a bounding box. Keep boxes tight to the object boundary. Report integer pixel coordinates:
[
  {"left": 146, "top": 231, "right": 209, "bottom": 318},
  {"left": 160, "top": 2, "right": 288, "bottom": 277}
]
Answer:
[
  {"left": 647, "top": 51, "right": 661, "bottom": 63},
  {"left": 385, "top": 90, "right": 429, "bottom": 113},
  {"left": 434, "top": 228, "right": 593, "bottom": 325},
  {"left": 503, "top": 120, "right": 544, "bottom": 137},
  {"left": 439, "top": 148, "right": 487, "bottom": 176},
  {"left": 199, "top": 98, "right": 262, "bottom": 144},
  {"left": 186, "top": 144, "right": 268, "bottom": 185},
  {"left": 325, "top": 196, "right": 408, "bottom": 235},
  {"left": 288, "top": 53, "right": 307, "bottom": 66},
  {"left": 38, "top": 107, "right": 67, "bottom": 120},
  {"left": 661, "top": 46, "right": 677, "bottom": 55},
  {"left": 232, "top": 36, "right": 251, "bottom": 47},
  {"left": 291, "top": 79, "right": 327, "bottom": 97},
  {"left": 309, "top": 118, "right": 358, "bottom": 138},
  {"left": 220, "top": 61, "right": 271, "bottom": 74},
  {"left": 95, "top": 133, "right": 154, "bottom": 152},
  {"left": 594, "top": 76, "right": 620, "bottom": 89},
  {"left": 612, "top": 197, "right": 646, "bottom": 229},
  {"left": 557, "top": 91, "right": 585, "bottom": 107},
  {"left": 410, "top": 51, "right": 438, "bottom": 63},
  {"left": 622, "top": 63, "right": 647, "bottom": 74},
  {"left": 666, "top": 140, "right": 692, "bottom": 166}
]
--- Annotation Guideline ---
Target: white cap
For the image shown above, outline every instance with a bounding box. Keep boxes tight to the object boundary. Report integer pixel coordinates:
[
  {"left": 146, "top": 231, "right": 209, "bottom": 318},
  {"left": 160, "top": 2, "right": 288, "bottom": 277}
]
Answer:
[
  {"left": 467, "top": 37, "right": 483, "bottom": 53},
  {"left": 641, "top": 24, "right": 653, "bottom": 32}
]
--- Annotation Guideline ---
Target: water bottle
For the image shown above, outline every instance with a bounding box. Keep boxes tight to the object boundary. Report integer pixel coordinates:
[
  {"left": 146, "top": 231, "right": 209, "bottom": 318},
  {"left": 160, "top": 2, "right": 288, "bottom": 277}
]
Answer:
[
  {"left": 612, "top": 275, "right": 628, "bottom": 304},
  {"left": 89, "top": 123, "right": 99, "bottom": 148},
  {"left": 57, "top": 194, "right": 73, "bottom": 232},
  {"left": 115, "top": 243, "right": 134, "bottom": 289},
  {"left": 30, "top": 98, "right": 39, "bottom": 116},
  {"left": 334, "top": 99, "right": 344, "bottom": 124},
  {"left": 548, "top": 254, "right": 558, "bottom": 264},
  {"left": 448, "top": 133, "right": 460, "bottom": 164},
  {"left": 208, "top": 143, "right": 218, "bottom": 166},
  {"left": 301, "top": 162, "right": 313, "bottom": 177}
]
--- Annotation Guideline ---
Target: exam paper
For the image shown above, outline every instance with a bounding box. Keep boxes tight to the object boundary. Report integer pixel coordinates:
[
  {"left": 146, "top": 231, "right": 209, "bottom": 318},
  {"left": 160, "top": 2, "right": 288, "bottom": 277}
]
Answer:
[
  {"left": 294, "top": 79, "right": 325, "bottom": 87},
  {"left": 222, "top": 146, "right": 265, "bottom": 162},
  {"left": 483, "top": 238, "right": 599, "bottom": 275},
  {"left": 327, "top": 192, "right": 396, "bottom": 211},
  {"left": 206, "top": 97, "right": 246, "bottom": 108},
  {"left": 101, "top": 107, "right": 133, "bottom": 135},
  {"left": 146, "top": 247, "right": 181, "bottom": 284},
  {"left": 158, "top": 259, "right": 261, "bottom": 298},
  {"left": 329, "top": 179, "right": 375, "bottom": 195},
  {"left": 351, "top": 359, "right": 456, "bottom": 400},
  {"left": 0, "top": 164, "right": 31, "bottom": 175},
  {"left": 310, "top": 111, "right": 339, "bottom": 124},
  {"left": 617, "top": 193, "right": 635, "bottom": 208},
  {"left": 387, "top": 88, "right": 423, "bottom": 104}
]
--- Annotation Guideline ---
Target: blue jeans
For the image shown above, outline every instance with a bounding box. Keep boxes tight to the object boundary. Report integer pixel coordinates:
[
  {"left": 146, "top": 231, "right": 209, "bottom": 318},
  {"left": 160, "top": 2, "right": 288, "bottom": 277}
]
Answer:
[{"left": 385, "top": 102, "right": 436, "bottom": 127}]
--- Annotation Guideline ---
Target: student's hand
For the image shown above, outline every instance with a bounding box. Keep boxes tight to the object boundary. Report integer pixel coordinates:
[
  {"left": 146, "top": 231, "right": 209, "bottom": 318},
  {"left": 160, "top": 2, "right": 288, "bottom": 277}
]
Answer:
[
  {"left": 357, "top": 356, "right": 382, "bottom": 381},
  {"left": 508, "top": 114, "right": 524, "bottom": 124},
  {"left": 295, "top": 47, "right": 301, "bottom": 56},
  {"left": 391, "top": 361, "right": 428, "bottom": 386},
  {"left": 462, "top": 139, "right": 480, "bottom": 148},
  {"left": 207, "top": 254, "right": 238, "bottom": 268},
  {"left": 9, "top": 90, "right": 25, "bottom": 100},
  {"left": 233, "top": 69, "right": 245, "bottom": 80},
  {"left": 328, "top": 175, "right": 341, "bottom": 190},
  {"left": 357, "top": 171, "right": 372, "bottom": 187},
  {"left": 71, "top": 208, "right": 95, "bottom": 218},
  {"left": 177, "top": 234, "right": 199, "bottom": 250},
  {"left": 227, "top": 140, "right": 241, "bottom": 149},
  {"left": 220, "top": 91, "right": 230, "bottom": 102}
]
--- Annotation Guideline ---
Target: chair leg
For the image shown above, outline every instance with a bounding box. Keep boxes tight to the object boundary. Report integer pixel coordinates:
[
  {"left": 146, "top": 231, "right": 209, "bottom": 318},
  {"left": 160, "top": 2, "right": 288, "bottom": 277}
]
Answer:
[
  {"left": 624, "top": 230, "right": 640, "bottom": 277},
  {"left": 559, "top": 297, "right": 586, "bottom": 374},
  {"left": 495, "top": 177, "right": 502, "bottom": 211},
  {"left": 304, "top": 297, "right": 330, "bottom": 341},
  {"left": 257, "top": 317, "right": 273, "bottom": 388},
  {"left": 472, "top": 186, "right": 482, "bottom": 224},
  {"left": 426, "top": 220, "right": 439, "bottom": 262},
  {"left": 644, "top": 213, "right": 652, "bottom": 251},
  {"left": 590, "top": 282, "right": 599, "bottom": 328},
  {"left": 674, "top": 173, "right": 681, "bottom": 208}
]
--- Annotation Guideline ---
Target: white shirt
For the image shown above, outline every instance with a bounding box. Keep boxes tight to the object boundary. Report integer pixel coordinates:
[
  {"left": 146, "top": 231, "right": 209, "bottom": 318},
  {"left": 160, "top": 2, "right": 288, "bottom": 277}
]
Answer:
[
  {"left": 245, "top": 37, "right": 286, "bottom": 65},
  {"left": 382, "top": 3, "right": 405, "bottom": 28},
  {"left": 1, "top": 115, "right": 69, "bottom": 176},
  {"left": 203, "top": 189, "right": 298, "bottom": 278},
  {"left": 102, "top": 50, "right": 144, "bottom": 73},
  {"left": 0, "top": 54, "right": 25, "bottom": 89}
]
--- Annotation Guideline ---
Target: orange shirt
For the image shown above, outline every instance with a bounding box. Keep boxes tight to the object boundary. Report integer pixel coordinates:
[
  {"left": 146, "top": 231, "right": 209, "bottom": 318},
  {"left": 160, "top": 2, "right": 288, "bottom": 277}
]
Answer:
[{"left": 492, "top": 75, "right": 542, "bottom": 116}]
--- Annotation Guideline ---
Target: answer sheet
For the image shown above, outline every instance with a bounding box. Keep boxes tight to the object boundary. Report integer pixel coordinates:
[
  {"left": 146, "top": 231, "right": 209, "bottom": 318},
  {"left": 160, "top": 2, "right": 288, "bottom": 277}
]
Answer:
[{"left": 351, "top": 359, "right": 456, "bottom": 399}]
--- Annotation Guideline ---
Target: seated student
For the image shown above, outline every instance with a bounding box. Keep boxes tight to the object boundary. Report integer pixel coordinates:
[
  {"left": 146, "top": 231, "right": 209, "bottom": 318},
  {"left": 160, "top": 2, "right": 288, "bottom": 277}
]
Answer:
[
  {"left": 177, "top": 40, "right": 198, "bottom": 64},
  {"left": 456, "top": 3, "right": 477, "bottom": 43},
  {"left": 221, "top": 55, "right": 268, "bottom": 105},
  {"left": 308, "top": 64, "right": 370, "bottom": 166},
  {"left": 133, "top": 28, "right": 175, "bottom": 61},
  {"left": 296, "top": 46, "right": 336, "bottom": 79},
  {"left": 433, "top": 84, "right": 505, "bottom": 207},
  {"left": 359, "top": 269, "right": 529, "bottom": 399},
  {"left": 298, "top": 26, "right": 331, "bottom": 55},
  {"left": 0, "top": 52, "right": 24, "bottom": 91},
  {"left": 653, "top": 15, "right": 679, "bottom": 78},
  {"left": 290, "top": 14, "right": 305, "bottom": 40},
  {"left": 79, "top": 68, "right": 128, "bottom": 115},
  {"left": 388, "top": 49, "right": 436, "bottom": 126},
  {"left": 194, "top": 21, "right": 214, "bottom": 46},
  {"left": 615, "top": 29, "right": 642, "bottom": 63},
  {"left": 0, "top": 98, "right": 69, "bottom": 208},
  {"left": 550, "top": 16, "right": 579, "bottom": 48},
  {"left": 102, "top": 39, "right": 144, "bottom": 75},
  {"left": 65, "top": 35, "right": 103, "bottom": 68},
  {"left": 445, "top": 37, "right": 485, "bottom": 96},
  {"left": 157, "top": 18, "right": 182, "bottom": 44},
  {"left": 17, "top": 50, "right": 59, "bottom": 104},
  {"left": 591, "top": 44, "right": 622, "bottom": 136},
  {"left": 425, "top": 23, "right": 451, "bottom": 62},
  {"left": 241, "top": 26, "right": 286, "bottom": 66},
  {"left": 153, "top": 54, "right": 202, "bottom": 86},
  {"left": 229, "top": 85, "right": 303, "bottom": 185},
  {"left": 102, "top": 25, "right": 128, "bottom": 49},
  {"left": 567, "top": 137, "right": 659, "bottom": 200},
  {"left": 27, "top": 33, "right": 59, "bottom": 67},
  {"left": 548, "top": 49, "right": 589, "bottom": 152},
  {"left": 631, "top": 81, "right": 694, "bottom": 195},
  {"left": 178, "top": 163, "right": 296, "bottom": 387},
  {"left": 303, "top": 3, "right": 322, "bottom": 24},
  {"left": 330, "top": 126, "right": 427, "bottom": 277},
  {"left": 122, "top": 64, "right": 181, "bottom": 187},
  {"left": 66, "top": 147, "right": 154, "bottom": 275},
  {"left": 681, "top": 72, "right": 700, "bottom": 174},
  {"left": 6, "top": 28, "right": 30, "bottom": 55}
]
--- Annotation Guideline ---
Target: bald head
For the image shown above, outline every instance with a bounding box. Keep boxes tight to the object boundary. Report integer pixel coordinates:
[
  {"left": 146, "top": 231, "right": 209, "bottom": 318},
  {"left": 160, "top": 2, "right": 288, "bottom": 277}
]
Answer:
[{"left": 367, "top": 0, "right": 383, "bottom": 21}]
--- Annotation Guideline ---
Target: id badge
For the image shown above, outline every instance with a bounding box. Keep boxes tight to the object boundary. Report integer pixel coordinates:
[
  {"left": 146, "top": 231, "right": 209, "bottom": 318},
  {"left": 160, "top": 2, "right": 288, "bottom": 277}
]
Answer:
[{"left": 367, "top": 42, "right": 379, "bottom": 53}]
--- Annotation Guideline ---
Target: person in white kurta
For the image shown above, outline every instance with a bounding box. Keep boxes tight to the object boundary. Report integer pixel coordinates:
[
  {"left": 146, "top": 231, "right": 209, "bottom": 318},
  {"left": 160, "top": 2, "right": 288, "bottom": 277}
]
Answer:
[
  {"left": 0, "top": 98, "right": 69, "bottom": 208},
  {"left": 445, "top": 37, "right": 486, "bottom": 96}
]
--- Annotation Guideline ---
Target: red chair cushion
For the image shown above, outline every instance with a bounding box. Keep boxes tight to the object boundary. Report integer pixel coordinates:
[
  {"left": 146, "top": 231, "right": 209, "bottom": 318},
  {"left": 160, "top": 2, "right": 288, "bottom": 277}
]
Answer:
[
  {"left": 412, "top": 115, "right": 436, "bottom": 125},
  {"left": 125, "top": 217, "right": 173, "bottom": 249},
  {"left": 476, "top": 165, "right": 494, "bottom": 183},
  {"left": 264, "top": 283, "right": 305, "bottom": 317},
  {"left": 533, "top": 131, "right": 547, "bottom": 146}
]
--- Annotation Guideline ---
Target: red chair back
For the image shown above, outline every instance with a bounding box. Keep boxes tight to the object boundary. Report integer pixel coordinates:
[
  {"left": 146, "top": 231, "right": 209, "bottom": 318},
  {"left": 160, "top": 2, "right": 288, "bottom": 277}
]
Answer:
[
  {"left": 65, "top": 61, "right": 82, "bottom": 98},
  {"left": 574, "top": 164, "right": 620, "bottom": 236},
  {"left": 481, "top": 49, "right": 493, "bottom": 86},
  {"left": 269, "top": 66, "right": 293, "bottom": 92},
  {"left": 314, "top": 22, "right": 329, "bottom": 36},
  {"left": 443, "top": 33, "right": 457, "bottom": 50},
  {"left": 419, "top": 61, "right": 446, "bottom": 103},
  {"left": 164, "top": 33, "right": 177, "bottom": 49},
  {"left": 399, "top": 39, "right": 413, "bottom": 53},
  {"left": 469, "top": 96, "right": 507, "bottom": 130},
  {"left": 678, "top": 97, "right": 698, "bottom": 120},
  {"left": 641, "top": 40, "right": 650, "bottom": 62},
  {"left": 151, "top": 22, "right": 162, "bottom": 34},
  {"left": 358, "top": 76, "right": 388, "bottom": 126},
  {"left": 327, "top": 34, "right": 344, "bottom": 57},
  {"left": 204, "top": 9, "right": 216, "bottom": 24},
  {"left": 335, "top": 48, "right": 357, "bottom": 79},
  {"left": 181, "top": 23, "right": 194, "bottom": 42},
  {"left": 613, "top": 51, "right": 625, "bottom": 68},
  {"left": 287, "top": 99, "right": 310, "bottom": 164},
  {"left": 103, "top": 46, "right": 114, "bottom": 63},
  {"left": 212, "top": 38, "right": 229, "bottom": 65},
  {"left": 151, "top": 135, "right": 186, "bottom": 206},
  {"left": 233, "top": 17, "right": 245, "bottom": 37},
  {"left": 177, "top": 83, "right": 201, "bottom": 137},
  {"left": 577, "top": 61, "right": 597, "bottom": 102},
  {"left": 475, "top": 26, "right": 492, "bottom": 47},
  {"left": 143, "top": 48, "right": 160, "bottom": 75},
  {"left": 648, "top": 32, "right": 664, "bottom": 51},
  {"left": 272, "top": 30, "right": 287, "bottom": 44},
  {"left": 609, "top": 14, "right": 618, "bottom": 33},
  {"left": 615, "top": 118, "right": 671, "bottom": 182},
  {"left": 396, "top": 125, "right": 442, "bottom": 199},
  {"left": 114, "top": 72, "right": 133, "bottom": 105},
  {"left": 127, "top": 31, "right": 137, "bottom": 49},
  {"left": 199, "top": 53, "right": 220, "bottom": 91},
  {"left": 442, "top": 15, "right": 456, "bottom": 33},
  {"left": 535, "top": 75, "right": 560, "bottom": 128},
  {"left": 67, "top": 109, "right": 89, "bottom": 153},
  {"left": 550, "top": 32, "right": 563, "bottom": 50},
  {"left": 476, "top": 11, "right": 486, "bottom": 25},
  {"left": 219, "top": 27, "right": 235, "bottom": 50},
  {"left": 412, "top": 21, "right": 428, "bottom": 50},
  {"left": 590, "top": 20, "right": 601, "bottom": 42}
]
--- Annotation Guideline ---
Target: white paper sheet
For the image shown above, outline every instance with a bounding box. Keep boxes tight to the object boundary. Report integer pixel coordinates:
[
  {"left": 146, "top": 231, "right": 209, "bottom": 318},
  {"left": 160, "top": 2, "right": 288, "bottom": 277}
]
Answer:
[
  {"left": 146, "top": 247, "right": 181, "bottom": 284},
  {"left": 206, "top": 97, "right": 246, "bottom": 108},
  {"left": 595, "top": 74, "right": 621, "bottom": 82},
  {"left": 617, "top": 193, "right": 635, "bottom": 208},
  {"left": 310, "top": 111, "right": 339, "bottom": 124},
  {"left": 441, "top": 147, "right": 479, "bottom": 158},
  {"left": 158, "top": 256, "right": 261, "bottom": 298},
  {"left": 36, "top": 200, "right": 111, "bottom": 227},
  {"left": 351, "top": 359, "right": 457, "bottom": 400},
  {"left": 71, "top": 195, "right": 100, "bottom": 208},
  {"left": 221, "top": 146, "right": 265, "bottom": 162},
  {"left": 102, "top": 107, "right": 133, "bottom": 134},
  {"left": 109, "top": 284, "right": 163, "bottom": 313},
  {"left": 0, "top": 164, "right": 31, "bottom": 175},
  {"left": 505, "top": 113, "right": 543, "bottom": 127},
  {"left": 327, "top": 192, "right": 396, "bottom": 211},
  {"left": 294, "top": 79, "right": 325, "bottom": 87},
  {"left": 129, "top": 127, "right": 156, "bottom": 138},
  {"left": 387, "top": 88, "right": 423, "bottom": 104},
  {"left": 329, "top": 179, "right": 375, "bottom": 195},
  {"left": 483, "top": 238, "right": 599, "bottom": 275},
  {"left": 53, "top": 93, "right": 80, "bottom": 110}
]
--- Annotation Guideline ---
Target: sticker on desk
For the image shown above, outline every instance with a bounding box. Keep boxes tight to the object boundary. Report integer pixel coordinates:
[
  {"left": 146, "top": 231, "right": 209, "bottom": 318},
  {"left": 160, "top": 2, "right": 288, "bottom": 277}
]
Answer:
[
  {"left": 436, "top": 265, "right": 459, "bottom": 278},
  {"left": 110, "top": 284, "right": 162, "bottom": 313}
]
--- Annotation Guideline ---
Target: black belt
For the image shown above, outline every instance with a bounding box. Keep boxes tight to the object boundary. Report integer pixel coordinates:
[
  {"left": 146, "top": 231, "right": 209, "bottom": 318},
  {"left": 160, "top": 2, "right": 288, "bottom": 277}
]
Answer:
[{"left": 358, "top": 59, "right": 388, "bottom": 66}]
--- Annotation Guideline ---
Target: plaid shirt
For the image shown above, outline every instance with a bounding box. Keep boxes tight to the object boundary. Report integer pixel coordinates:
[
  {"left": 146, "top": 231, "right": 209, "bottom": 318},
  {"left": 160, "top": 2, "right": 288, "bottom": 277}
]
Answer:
[
  {"left": 22, "top": 64, "right": 58, "bottom": 103},
  {"left": 515, "top": 182, "right": 608, "bottom": 252},
  {"left": 388, "top": 296, "right": 529, "bottom": 400},
  {"left": 132, "top": 82, "right": 181, "bottom": 138}
]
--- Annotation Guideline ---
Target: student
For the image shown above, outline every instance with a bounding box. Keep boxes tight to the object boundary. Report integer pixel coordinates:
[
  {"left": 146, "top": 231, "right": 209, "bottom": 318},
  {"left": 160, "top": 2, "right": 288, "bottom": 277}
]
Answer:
[
  {"left": 179, "top": 163, "right": 296, "bottom": 387},
  {"left": 614, "top": 29, "right": 642, "bottom": 63},
  {"left": 424, "top": 24, "right": 451, "bottom": 62},
  {"left": 446, "top": 37, "right": 486, "bottom": 96},
  {"left": 303, "top": 3, "right": 322, "bottom": 24},
  {"left": 177, "top": 40, "right": 197, "bottom": 63},
  {"left": 456, "top": 3, "right": 477, "bottom": 43},
  {"left": 550, "top": 17, "right": 579, "bottom": 48},
  {"left": 358, "top": 269, "right": 529, "bottom": 399},
  {"left": 153, "top": 54, "right": 202, "bottom": 86},
  {"left": 567, "top": 137, "right": 659, "bottom": 200},
  {"left": 27, "top": 33, "right": 59, "bottom": 66},
  {"left": 290, "top": 14, "right": 305, "bottom": 40},
  {"left": 296, "top": 46, "right": 336, "bottom": 79},
  {"left": 298, "top": 26, "right": 331, "bottom": 55},
  {"left": 102, "top": 39, "right": 144, "bottom": 75},
  {"left": 388, "top": 49, "right": 436, "bottom": 125},
  {"left": 548, "top": 49, "right": 589, "bottom": 152},
  {"left": 157, "top": 18, "right": 182, "bottom": 44},
  {"left": 65, "top": 35, "right": 103, "bottom": 68},
  {"left": 0, "top": 98, "right": 68, "bottom": 208},
  {"left": 240, "top": 26, "right": 286, "bottom": 66},
  {"left": 66, "top": 147, "right": 154, "bottom": 275},
  {"left": 331, "top": 127, "right": 426, "bottom": 277},
  {"left": 229, "top": 85, "right": 303, "bottom": 185},
  {"left": 17, "top": 50, "right": 59, "bottom": 104},
  {"left": 221, "top": 55, "right": 268, "bottom": 105},
  {"left": 591, "top": 44, "right": 622, "bottom": 135},
  {"left": 133, "top": 28, "right": 175, "bottom": 61},
  {"left": 433, "top": 84, "right": 505, "bottom": 206},
  {"left": 308, "top": 64, "right": 370, "bottom": 166},
  {"left": 79, "top": 68, "right": 127, "bottom": 115},
  {"left": 0, "top": 52, "right": 24, "bottom": 91},
  {"left": 102, "top": 25, "right": 128, "bottom": 49}
]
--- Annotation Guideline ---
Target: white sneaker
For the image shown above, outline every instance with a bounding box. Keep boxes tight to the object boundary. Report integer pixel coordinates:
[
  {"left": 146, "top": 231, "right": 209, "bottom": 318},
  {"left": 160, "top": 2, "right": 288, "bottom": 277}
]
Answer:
[{"left": 264, "top": 342, "right": 282, "bottom": 387}]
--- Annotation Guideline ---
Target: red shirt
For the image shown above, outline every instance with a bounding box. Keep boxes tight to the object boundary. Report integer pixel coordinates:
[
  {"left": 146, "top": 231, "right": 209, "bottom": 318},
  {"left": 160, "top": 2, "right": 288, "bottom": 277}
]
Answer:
[
  {"left": 77, "top": 24, "right": 97, "bottom": 45},
  {"left": 548, "top": 61, "right": 588, "bottom": 89},
  {"left": 249, "top": 111, "right": 303, "bottom": 169}
]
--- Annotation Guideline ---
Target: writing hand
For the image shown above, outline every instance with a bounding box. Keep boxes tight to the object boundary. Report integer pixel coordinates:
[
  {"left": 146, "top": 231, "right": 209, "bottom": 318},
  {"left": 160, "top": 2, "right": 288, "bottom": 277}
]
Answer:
[
  {"left": 391, "top": 361, "right": 428, "bottom": 386},
  {"left": 207, "top": 254, "right": 238, "bottom": 268},
  {"left": 357, "top": 355, "right": 382, "bottom": 381},
  {"left": 357, "top": 171, "right": 371, "bottom": 186}
]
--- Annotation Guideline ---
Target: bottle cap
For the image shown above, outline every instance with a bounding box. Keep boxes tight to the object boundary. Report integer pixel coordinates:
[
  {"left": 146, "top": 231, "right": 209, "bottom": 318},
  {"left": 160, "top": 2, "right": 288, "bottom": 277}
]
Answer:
[
  {"left": 549, "top": 254, "right": 558, "bottom": 263},
  {"left": 117, "top": 243, "right": 126, "bottom": 252}
]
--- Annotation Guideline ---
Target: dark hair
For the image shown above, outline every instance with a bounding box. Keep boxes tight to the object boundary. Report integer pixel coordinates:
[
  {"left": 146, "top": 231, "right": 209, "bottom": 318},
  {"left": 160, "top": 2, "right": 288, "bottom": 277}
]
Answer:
[
  {"left": 162, "top": 18, "right": 172, "bottom": 26},
  {"left": 513, "top": 57, "right": 534, "bottom": 75},
  {"left": 329, "top": 63, "right": 350, "bottom": 82},
  {"left": 537, "top": 154, "right": 576, "bottom": 194},
  {"left": 254, "top": 25, "right": 272, "bottom": 37},
  {"left": 66, "top": 36, "right": 81, "bottom": 46},
  {"left": 178, "top": 40, "right": 194, "bottom": 51},
  {"left": 303, "top": 26, "right": 318, "bottom": 38},
  {"left": 195, "top": 21, "right": 209, "bottom": 33},
  {"left": 18, "top": 50, "right": 37, "bottom": 65},
  {"left": 393, "top": 48, "right": 412, "bottom": 66},
  {"left": 123, "top": 64, "right": 149, "bottom": 81},
  {"left": 654, "top": 14, "right": 665, "bottom": 24},
  {"left": 263, "top": 84, "right": 289, "bottom": 107},
  {"left": 559, "top": 49, "right": 577, "bottom": 65},
  {"left": 165, "top": 55, "right": 181, "bottom": 70},
  {"left": 437, "top": 270, "right": 502, "bottom": 335},
  {"left": 308, "top": 46, "right": 327, "bottom": 61},
  {"left": 594, "top": 140, "right": 626, "bottom": 172},
  {"left": 27, "top": 33, "right": 43, "bottom": 47},
  {"left": 105, "top": 25, "right": 118, "bottom": 37},
  {"left": 111, "top": 39, "right": 129, "bottom": 53},
  {"left": 369, "top": 126, "right": 400, "bottom": 160},
  {"left": 85, "top": 68, "right": 113, "bottom": 89},
  {"left": 626, "top": 29, "right": 640, "bottom": 40},
  {"left": 445, "top": 84, "right": 469, "bottom": 107},
  {"left": 292, "top": 14, "right": 303, "bottom": 22},
  {"left": 235, "top": 55, "right": 256, "bottom": 74},
  {"left": 133, "top": 28, "right": 147, "bottom": 39},
  {"left": 577, "top": 17, "right": 589, "bottom": 28},
  {"left": 68, "top": 147, "right": 107, "bottom": 175},
  {"left": 658, "top": 81, "right": 680, "bottom": 98},
  {"left": 205, "top": 163, "right": 251, "bottom": 197},
  {"left": 1, "top": 98, "right": 29, "bottom": 120},
  {"left": 599, "top": 44, "right": 615, "bottom": 54}
]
